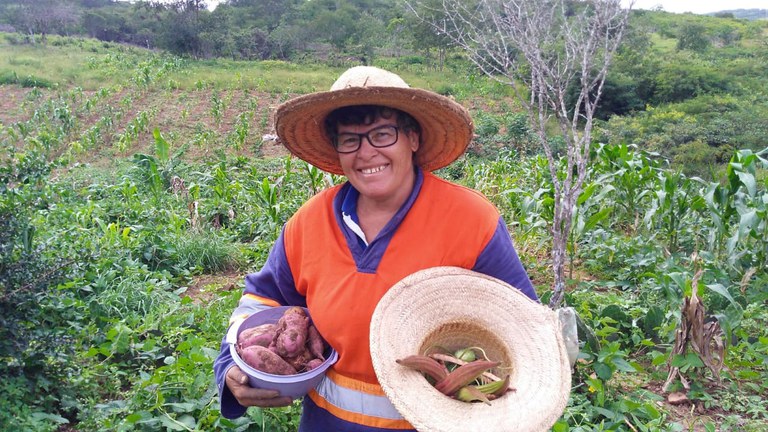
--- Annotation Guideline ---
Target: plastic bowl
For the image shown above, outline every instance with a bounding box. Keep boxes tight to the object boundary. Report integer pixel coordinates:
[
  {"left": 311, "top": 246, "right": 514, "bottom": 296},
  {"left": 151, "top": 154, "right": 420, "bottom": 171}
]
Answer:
[{"left": 229, "top": 306, "right": 338, "bottom": 399}]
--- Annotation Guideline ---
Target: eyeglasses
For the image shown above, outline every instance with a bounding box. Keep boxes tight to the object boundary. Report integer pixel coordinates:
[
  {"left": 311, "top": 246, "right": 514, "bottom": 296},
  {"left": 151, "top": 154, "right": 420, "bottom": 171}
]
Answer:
[{"left": 333, "top": 125, "right": 399, "bottom": 154}]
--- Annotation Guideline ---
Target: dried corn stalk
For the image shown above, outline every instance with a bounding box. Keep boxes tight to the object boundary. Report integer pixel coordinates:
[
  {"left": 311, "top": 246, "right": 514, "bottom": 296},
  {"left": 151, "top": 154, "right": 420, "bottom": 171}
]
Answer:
[{"left": 663, "top": 270, "right": 726, "bottom": 392}]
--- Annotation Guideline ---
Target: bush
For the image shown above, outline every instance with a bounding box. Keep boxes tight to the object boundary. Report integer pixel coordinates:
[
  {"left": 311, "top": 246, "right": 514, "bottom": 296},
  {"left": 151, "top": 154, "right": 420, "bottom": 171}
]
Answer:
[
  {"left": 0, "top": 147, "right": 82, "bottom": 429},
  {"left": 671, "top": 140, "right": 733, "bottom": 178}
]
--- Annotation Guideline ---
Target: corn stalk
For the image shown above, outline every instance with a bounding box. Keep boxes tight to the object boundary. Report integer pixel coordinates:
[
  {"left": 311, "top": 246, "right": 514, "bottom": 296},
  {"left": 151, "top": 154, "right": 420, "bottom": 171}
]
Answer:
[{"left": 663, "top": 269, "right": 726, "bottom": 392}]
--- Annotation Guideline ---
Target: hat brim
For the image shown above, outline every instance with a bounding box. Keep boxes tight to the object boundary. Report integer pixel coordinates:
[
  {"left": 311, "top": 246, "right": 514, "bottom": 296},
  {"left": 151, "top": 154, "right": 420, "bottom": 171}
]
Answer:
[
  {"left": 370, "top": 267, "right": 571, "bottom": 432},
  {"left": 275, "top": 87, "right": 473, "bottom": 175}
]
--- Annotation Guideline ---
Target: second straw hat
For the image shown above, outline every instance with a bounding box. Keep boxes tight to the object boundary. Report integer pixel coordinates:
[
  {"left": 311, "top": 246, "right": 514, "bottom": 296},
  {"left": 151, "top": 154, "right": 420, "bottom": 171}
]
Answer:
[
  {"left": 275, "top": 66, "right": 473, "bottom": 175},
  {"left": 370, "top": 266, "right": 571, "bottom": 432}
]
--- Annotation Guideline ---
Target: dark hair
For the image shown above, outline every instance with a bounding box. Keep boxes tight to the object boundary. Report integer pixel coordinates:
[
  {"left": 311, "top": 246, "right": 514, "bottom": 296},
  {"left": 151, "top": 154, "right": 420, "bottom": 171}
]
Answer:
[{"left": 324, "top": 105, "right": 421, "bottom": 143}]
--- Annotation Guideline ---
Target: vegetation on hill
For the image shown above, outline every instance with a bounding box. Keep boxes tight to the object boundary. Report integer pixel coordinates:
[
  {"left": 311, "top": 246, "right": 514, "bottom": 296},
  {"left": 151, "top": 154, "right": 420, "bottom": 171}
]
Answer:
[{"left": 0, "top": 4, "right": 767, "bottom": 432}]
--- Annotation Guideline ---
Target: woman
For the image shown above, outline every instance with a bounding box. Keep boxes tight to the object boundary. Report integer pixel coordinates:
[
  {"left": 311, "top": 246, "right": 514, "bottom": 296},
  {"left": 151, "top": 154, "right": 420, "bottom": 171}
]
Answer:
[{"left": 213, "top": 66, "right": 538, "bottom": 431}]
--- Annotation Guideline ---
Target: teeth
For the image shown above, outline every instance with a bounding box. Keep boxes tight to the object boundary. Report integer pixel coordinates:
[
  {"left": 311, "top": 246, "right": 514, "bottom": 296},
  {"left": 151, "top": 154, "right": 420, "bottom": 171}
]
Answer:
[{"left": 361, "top": 165, "right": 386, "bottom": 174}]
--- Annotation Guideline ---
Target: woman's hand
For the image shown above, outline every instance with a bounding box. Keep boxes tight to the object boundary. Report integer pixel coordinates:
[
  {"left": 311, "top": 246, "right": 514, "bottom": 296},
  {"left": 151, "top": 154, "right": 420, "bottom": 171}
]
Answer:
[{"left": 225, "top": 365, "right": 294, "bottom": 408}]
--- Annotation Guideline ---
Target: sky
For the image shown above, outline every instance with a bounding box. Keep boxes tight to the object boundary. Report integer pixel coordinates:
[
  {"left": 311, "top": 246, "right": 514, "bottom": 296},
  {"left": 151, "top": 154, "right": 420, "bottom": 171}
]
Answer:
[{"left": 623, "top": 0, "right": 767, "bottom": 14}]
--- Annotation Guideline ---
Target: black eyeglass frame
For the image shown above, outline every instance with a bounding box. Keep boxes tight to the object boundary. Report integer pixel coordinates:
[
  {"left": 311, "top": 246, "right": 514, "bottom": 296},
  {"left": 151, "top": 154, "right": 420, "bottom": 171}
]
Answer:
[{"left": 332, "top": 125, "right": 400, "bottom": 154}]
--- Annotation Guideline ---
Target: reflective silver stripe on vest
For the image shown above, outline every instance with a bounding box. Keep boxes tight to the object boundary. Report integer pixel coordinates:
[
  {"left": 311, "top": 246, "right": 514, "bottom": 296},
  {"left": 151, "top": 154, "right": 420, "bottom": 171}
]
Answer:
[{"left": 315, "top": 376, "right": 405, "bottom": 420}]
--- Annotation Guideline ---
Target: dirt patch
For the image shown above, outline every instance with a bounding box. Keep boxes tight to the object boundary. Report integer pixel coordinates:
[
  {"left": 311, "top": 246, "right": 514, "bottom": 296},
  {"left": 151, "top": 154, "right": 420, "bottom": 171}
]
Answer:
[
  {"left": 0, "top": 86, "right": 36, "bottom": 125},
  {"left": 661, "top": 396, "right": 725, "bottom": 431},
  {"left": 640, "top": 380, "right": 731, "bottom": 431},
  {"left": 182, "top": 271, "right": 242, "bottom": 304}
]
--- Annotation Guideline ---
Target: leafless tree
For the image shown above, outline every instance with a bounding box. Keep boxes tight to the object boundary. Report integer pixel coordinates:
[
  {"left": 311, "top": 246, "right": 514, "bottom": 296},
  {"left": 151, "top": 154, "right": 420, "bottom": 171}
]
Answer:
[{"left": 405, "top": 0, "right": 633, "bottom": 308}]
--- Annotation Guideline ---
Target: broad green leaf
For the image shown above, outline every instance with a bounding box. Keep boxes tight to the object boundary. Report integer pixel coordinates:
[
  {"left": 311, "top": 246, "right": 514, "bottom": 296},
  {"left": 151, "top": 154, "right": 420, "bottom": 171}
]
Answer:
[
  {"left": 593, "top": 407, "right": 621, "bottom": 421},
  {"left": 165, "top": 402, "right": 196, "bottom": 412},
  {"left": 612, "top": 357, "right": 637, "bottom": 373},
  {"left": 726, "top": 232, "right": 739, "bottom": 256},
  {"left": 153, "top": 127, "right": 169, "bottom": 162},
  {"left": 738, "top": 210, "right": 758, "bottom": 239},
  {"left": 30, "top": 412, "right": 69, "bottom": 424},
  {"left": 642, "top": 402, "right": 661, "bottom": 419},
  {"left": 671, "top": 354, "right": 687, "bottom": 368},
  {"left": 685, "top": 353, "right": 704, "bottom": 367},
  {"left": 584, "top": 207, "right": 612, "bottom": 233},
  {"left": 578, "top": 183, "right": 598, "bottom": 205},
  {"left": 177, "top": 414, "right": 197, "bottom": 428},
  {"left": 706, "top": 283, "right": 737, "bottom": 307},
  {"left": 126, "top": 413, "right": 143, "bottom": 424},
  {"left": 159, "top": 415, "right": 187, "bottom": 431},
  {"left": 736, "top": 171, "right": 757, "bottom": 197},
  {"left": 594, "top": 362, "right": 612, "bottom": 380}
]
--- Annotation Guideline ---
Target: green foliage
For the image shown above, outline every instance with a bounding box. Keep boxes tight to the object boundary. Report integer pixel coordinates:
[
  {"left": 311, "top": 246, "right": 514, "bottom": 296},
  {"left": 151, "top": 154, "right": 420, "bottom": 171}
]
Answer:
[
  {"left": 0, "top": 17, "right": 766, "bottom": 429},
  {"left": 0, "top": 136, "right": 88, "bottom": 431},
  {"left": 677, "top": 23, "right": 712, "bottom": 52},
  {"left": 0, "top": 71, "right": 55, "bottom": 88}
]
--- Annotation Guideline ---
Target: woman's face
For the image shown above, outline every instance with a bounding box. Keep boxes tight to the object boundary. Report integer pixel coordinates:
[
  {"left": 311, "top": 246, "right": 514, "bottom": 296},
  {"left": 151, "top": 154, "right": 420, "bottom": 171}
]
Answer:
[{"left": 336, "top": 113, "right": 420, "bottom": 206}]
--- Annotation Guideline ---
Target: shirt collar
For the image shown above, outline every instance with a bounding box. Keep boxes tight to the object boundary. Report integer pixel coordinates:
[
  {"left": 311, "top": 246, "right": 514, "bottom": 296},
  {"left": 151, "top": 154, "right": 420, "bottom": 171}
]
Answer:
[{"left": 338, "top": 166, "right": 424, "bottom": 247}]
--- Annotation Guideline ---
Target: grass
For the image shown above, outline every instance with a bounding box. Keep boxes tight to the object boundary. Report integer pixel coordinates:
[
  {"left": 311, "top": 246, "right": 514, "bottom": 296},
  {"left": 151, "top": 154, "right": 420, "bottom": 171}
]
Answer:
[
  {"left": 171, "top": 230, "right": 245, "bottom": 273},
  {"left": 0, "top": 34, "right": 141, "bottom": 89},
  {"left": 0, "top": 33, "right": 510, "bottom": 102}
]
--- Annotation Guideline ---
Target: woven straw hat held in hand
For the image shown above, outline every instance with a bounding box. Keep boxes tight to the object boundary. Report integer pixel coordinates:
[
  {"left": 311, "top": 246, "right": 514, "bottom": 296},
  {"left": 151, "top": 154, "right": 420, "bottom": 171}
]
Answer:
[{"left": 370, "top": 267, "right": 571, "bottom": 432}]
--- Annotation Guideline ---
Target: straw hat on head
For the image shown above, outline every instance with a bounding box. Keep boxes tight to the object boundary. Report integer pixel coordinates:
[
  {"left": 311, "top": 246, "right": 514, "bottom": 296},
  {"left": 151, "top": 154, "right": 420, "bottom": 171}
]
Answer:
[
  {"left": 370, "top": 267, "right": 571, "bottom": 432},
  {"left": 274, "top": 66, "right": 473, "bottom": 175}
]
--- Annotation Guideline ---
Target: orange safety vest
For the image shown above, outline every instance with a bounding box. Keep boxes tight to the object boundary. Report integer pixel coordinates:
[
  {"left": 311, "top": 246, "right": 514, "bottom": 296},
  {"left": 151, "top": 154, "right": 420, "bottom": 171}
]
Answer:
[{"left": 283, "top": 171, "right": 500, "bottom": 429}]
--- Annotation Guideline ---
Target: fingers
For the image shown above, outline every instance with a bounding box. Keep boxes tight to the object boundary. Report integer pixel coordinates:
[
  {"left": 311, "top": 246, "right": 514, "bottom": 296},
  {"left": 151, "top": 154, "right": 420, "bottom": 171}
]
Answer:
[
  {"left": 226, "top": 365, "right": 251, "bottom": 386},
  {"left": 225, "top": 366, "right": 294, "bottom": 408}
]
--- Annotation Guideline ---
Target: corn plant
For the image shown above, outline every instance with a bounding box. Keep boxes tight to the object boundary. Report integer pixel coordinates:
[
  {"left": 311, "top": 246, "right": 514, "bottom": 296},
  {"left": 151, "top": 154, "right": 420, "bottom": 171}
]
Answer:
[
  {"left": 116, "top": 110, "right": 154, "bottom": 152},
  {"left": 231, "top": 111, "right": 252, "bottom": 150},
  {"left": 643, "top": 170, "right": 706, "bottom": 253},
  {"left": 131, "top": 128, "right": 185, "bottom": 198},
  {"left": 703, "top": 149, "right": 768, "bottom": 270},
  {"left": 210, "top": 92, "right": 225, "bottom": 127},
  {"left": 254, "top": 177, "right": 281, "bottom": 229},
  {"left": 569, "top": 181, "right": 613, "bottom": 277},
  {"left": 591, "top": 143, "right": 659, "bottom": 233}
]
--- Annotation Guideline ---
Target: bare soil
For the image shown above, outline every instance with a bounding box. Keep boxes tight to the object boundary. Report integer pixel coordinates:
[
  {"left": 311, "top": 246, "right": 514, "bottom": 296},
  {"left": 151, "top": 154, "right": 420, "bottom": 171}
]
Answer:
[{"left": 182, "top": 271, "right": 242, "bottom": 305}]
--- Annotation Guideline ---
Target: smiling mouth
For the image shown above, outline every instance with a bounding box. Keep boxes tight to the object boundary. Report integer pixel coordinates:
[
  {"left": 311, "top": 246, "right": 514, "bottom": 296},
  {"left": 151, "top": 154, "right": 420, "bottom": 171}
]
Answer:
[{"left": 360, "top": 165, "right": 388, "bottom": 174}]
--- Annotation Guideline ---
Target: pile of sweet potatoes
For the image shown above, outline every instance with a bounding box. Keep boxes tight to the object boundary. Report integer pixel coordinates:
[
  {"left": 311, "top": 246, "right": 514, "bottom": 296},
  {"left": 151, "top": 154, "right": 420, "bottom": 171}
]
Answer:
[{"left": 236, "top": 307, "right": 328, "bottom": 375}]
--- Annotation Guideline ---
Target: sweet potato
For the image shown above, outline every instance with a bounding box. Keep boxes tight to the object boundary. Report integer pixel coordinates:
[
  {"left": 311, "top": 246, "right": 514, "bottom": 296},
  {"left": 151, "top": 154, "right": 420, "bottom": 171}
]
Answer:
[
  {"left": 306, "top": 324, "right": 326, "bottom": 361},
  {"left": 240, "top": 345, "right": 297, "bottom": 375},
  {"left": 275, "top": 307, "right": 309, "bottom": 358},
  {"left": 305, "top": 358, "right": 325, "bottom": 371},
  {"left": 286, "top": 349, "right": 315, "bottom": 372},
  {"left": 238, "top": 323, "right": 277, "bottom": 350},
  {"left": 275, "top": 327, "right": 307, "bottom": 358}
]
